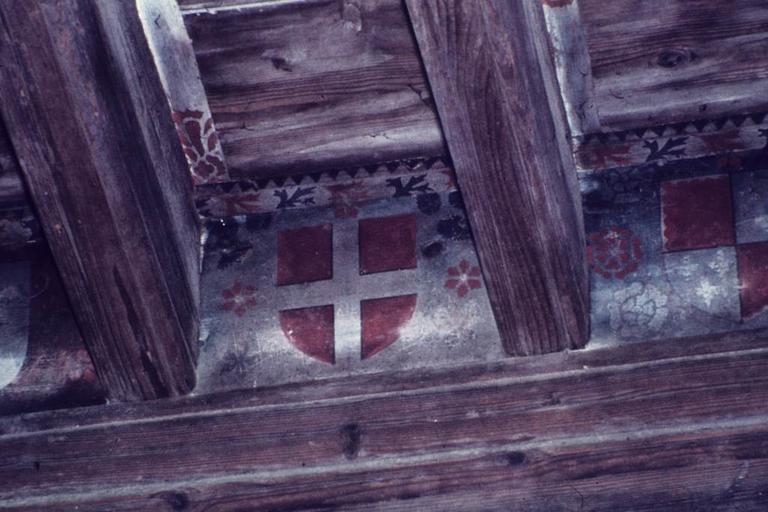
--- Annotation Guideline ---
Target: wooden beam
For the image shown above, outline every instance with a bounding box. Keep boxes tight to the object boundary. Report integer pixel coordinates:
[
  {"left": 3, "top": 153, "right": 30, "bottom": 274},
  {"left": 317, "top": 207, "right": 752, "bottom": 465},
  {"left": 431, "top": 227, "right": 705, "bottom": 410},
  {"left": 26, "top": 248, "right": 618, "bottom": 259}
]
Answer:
[
  {"left": 0, "top": 329, "right": 767, "bottom": 510},
  {"left": 3, "top": 326, "right": 766, "bottom": 435},
  {"left": 137, "top": 0, "right": 230, "bottom": 186},
  {"left": 404, "top": 0, "right": 589, "bottom": 355},
  {"left": 580, "top": 0, "right": 768, "bottom": 131},
  {"left": 9, "top": 426, "right": 768, "bottom": 511},
  {"left": 0, "top": 0, "right": 200, "bottom": 401},
  {"left": 542, "top": 0, "right": 600, "bottom": 136}
]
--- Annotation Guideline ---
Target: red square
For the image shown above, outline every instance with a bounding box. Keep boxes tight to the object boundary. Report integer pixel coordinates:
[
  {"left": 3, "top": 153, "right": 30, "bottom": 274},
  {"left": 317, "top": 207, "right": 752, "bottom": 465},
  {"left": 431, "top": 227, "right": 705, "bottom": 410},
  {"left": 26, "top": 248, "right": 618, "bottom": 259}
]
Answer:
[
  {"left": 737, "top": 243, "right": 768, "bottom": 320},
  {"left": 359, "top": 214, "right": 417, "bottom": 275},
  {"left": 661, "top": 175, "right": 735, "bottom": 252},
  {"left": 277, "top": 224, "right": 333, "bottom": 286}
]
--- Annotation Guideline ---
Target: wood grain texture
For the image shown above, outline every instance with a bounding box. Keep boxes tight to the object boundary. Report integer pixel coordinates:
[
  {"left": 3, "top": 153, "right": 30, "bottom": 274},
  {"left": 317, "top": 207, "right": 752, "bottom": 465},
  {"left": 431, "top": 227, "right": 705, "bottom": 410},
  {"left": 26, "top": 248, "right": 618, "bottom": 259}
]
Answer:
[
  {"left": 580, "top": 0, "right": 768, "bottom": 131},
  {"left": 0, "top": 0, "right": 200, "bottom": 401},
  {"left": 139, "top": 0, "right": 231, "bottom": 185},
  {"left": 543, "top": 0, "right": 600, "bottom": 135},
  {"left": 181, "top": 0, "right": 445, "bottom": 179},
  {"left": 405, "top": 0, "right": 589, "bottom": 355},
  {"left": 2, "top": 326, "right": 766, "bottom": 436},
  {"left": 0, "top": 329, "right": 767, "bottom": 510},
  {"left": 0, "top": 420, "right": 762, "bottom": 511},
  {"left": 10, "top": 425, "right": 768, "bottom": 511}
]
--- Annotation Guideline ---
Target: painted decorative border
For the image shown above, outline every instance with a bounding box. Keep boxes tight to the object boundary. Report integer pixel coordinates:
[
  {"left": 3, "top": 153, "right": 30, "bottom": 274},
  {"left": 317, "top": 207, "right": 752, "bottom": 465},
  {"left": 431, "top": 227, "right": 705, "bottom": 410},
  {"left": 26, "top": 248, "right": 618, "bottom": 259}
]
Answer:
[
  {"left": 138, "top": 0, "right": 230, "bottom": 185},
  {"left": 575, "top": 111, "right": 768, "bottom": 172},
  {"left": 195, "top": 156, "right": 457, "bottom": 219}
]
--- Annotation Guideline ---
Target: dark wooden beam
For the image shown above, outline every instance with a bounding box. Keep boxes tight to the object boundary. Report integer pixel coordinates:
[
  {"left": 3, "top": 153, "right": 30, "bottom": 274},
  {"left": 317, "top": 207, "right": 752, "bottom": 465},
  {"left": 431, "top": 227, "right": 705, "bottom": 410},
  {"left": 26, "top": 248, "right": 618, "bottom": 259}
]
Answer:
[
  {"left": 0, "top": 0, "right": 200, "bottom": 401},
  {"left": 404, "top": 0, "right": 589, "bottom": 355},
  {"left": 0, "top": 329, "right": 767, "bottom": 510}
]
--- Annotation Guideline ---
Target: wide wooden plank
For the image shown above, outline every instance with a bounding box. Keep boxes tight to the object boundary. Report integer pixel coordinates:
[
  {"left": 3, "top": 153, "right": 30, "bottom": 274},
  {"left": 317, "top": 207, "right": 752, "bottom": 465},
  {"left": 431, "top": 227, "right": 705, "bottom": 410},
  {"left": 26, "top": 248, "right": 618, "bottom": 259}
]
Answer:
[
  {"left": 9, "top": 424, "right": 768, "bottom": 511},
  {"left": 4, "top": 324, "right": 765, "bottom": 436},
  {"left": 404, "top": 0, "right": 588, "bottom": 355},
  {"left": 581, "top": 0, "right": 768, "bottom": 131},
  {"left": 181, "top": 0, "right": 445, "bottom": 179},
  {"left": 0, "top": 337, "right": 767, "bottom": 509},
  {"left": 542, "top": 0, "right": 600, "bottom": 135},
  {"left": 0, "top": 0, "right": 200, "bottom": 401}
]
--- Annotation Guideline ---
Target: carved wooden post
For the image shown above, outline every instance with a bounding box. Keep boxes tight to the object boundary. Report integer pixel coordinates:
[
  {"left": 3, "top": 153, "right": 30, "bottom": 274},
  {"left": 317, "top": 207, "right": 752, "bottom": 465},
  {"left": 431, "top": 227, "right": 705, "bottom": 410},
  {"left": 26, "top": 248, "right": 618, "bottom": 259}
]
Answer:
[
  {"left": 405, "top": 0, "right": 590, "bottom": 355},
  {"left": 0, "top": 0, "right": 200, "bottom": 400}
]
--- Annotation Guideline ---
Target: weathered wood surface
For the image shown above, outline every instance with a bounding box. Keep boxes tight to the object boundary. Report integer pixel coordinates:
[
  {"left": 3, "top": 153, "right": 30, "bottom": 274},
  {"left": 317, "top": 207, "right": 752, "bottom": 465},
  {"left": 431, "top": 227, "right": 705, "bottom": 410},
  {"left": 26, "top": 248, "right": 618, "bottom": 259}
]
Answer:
[
  {"left": 3, "top": 423, "right": 766, "bottom": 511},
  {"left": 0, "top": 0, "right": 200, "bottom": 401},
  {"left": 2, "top": 326, "right": 766, "bottom": 435},
  {"left": 6, "top": 0, "right": 764, "bottom": 189},
  {"left": 178, "top": 0, "right": 768, "bottom": 178},
  {"left": 405, "top": 0, "right": 589, "bottom": 356},
  {"left": 580, "top": 0, "right": 768, "bottom": 131},
  {"left": 10, "top": 425, "right": 768, "bottom": 511},
  {"left": 181, "top": 0, "right": 445, "bottom": 179},
  {"left": 0, "top": 328, "right": 767, "bottom": 510},
  {"left": 542, "top": 0, "right": 600, "bottom": 136},
  {"left": 0, "top": 247, "right": 105, "bottom": 416},
  {"left": 139, "top": 0, "right": 230, "bottom": 185}
]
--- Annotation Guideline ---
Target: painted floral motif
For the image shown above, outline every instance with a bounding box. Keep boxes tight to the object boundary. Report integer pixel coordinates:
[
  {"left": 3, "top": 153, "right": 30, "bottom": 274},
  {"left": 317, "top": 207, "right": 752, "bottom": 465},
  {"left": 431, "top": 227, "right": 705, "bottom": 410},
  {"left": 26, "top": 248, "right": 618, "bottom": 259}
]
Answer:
[
  {"left": 643, "top": 137, "right": 687, "bottom": 163},
  {"left": 608, "top": 282, "right": 669, "bottom": 339},
  {"left": 218, "top": 346, "right": 257, "bottom": 380},
  {"left": 274, "top": 187, "right": 315, "bottom": 209},
  {"left": 172, "top": 109, "right": 228, "bottom": 185},
  {"left": 326, "top": 183, "right": 371, "bottom": 218},
  {"left": 445, "top": 259, "right": 483, "bottom": 298},
  {"left": 575, "top": 113, "right": 768, "bottom": 172},
  {"left": 221, "top": 280, "right": 257, "bottom": 316},
  {"left": 587, "top": 226, "right": 643, "bottom": 279},
  {"left": 386, "top": 175, "right": 433, "bottom": 197},
  {"left": 194, "top": 157, "right": 457, "bottom": 220}
]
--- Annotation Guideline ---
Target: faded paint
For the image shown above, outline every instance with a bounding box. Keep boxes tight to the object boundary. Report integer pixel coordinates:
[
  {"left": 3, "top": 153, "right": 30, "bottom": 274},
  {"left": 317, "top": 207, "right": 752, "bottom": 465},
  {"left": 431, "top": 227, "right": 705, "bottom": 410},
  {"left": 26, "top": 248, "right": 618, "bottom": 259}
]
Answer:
[{"left": 0, "top": 262, "right": 29, "bottom": 390}]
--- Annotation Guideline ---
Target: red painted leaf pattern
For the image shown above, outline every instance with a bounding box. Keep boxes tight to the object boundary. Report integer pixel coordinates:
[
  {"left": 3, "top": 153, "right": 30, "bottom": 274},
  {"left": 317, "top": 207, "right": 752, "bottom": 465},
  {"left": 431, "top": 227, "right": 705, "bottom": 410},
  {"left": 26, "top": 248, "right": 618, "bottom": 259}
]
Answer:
[{"left": 172, "top": 109, "right": 228, "bottom": 185}]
